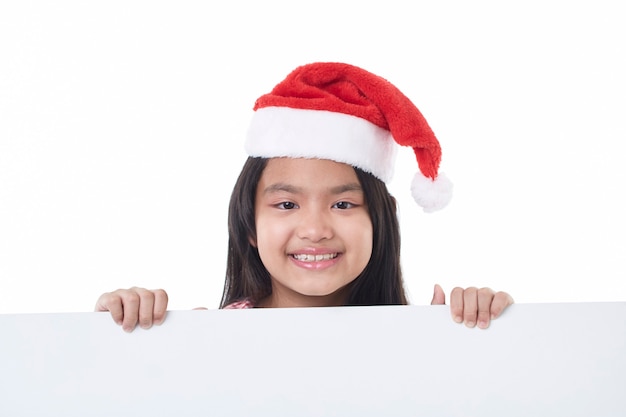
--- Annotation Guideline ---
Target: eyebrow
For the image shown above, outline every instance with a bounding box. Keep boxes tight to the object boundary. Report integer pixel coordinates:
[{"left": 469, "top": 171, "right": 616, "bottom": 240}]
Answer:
[
  {"left": 330, "top": 183, "right": 363, "bottom": 194},
  {"left": 262, "top": 182, "right": 363, "bottom": 195}
]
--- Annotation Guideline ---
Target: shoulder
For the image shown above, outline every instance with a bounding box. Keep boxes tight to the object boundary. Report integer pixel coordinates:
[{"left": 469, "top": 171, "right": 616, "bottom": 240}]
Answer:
[{"left": 222, "top": 299, "right": 255, "bottom": 309}]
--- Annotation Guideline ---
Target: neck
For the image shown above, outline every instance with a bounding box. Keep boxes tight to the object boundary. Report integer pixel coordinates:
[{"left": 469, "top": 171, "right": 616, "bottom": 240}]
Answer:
[{"left": 258, "top": 286, "right": 351, "bottom": 308}]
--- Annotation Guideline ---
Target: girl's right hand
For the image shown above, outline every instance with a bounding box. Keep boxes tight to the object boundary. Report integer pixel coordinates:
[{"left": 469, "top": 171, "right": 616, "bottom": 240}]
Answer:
[{"left": 94, "top": 287, "right": 168, "bottom": 332}]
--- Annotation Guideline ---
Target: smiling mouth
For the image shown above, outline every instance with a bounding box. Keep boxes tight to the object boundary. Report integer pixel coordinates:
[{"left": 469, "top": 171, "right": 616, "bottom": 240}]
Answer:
[{"left": 291, "top": 253, "right": 339, "bottom": 262}]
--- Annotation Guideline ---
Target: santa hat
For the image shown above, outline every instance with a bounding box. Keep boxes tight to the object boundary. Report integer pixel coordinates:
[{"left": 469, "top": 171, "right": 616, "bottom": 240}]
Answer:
[{"left": 245, "top": 62, "right": 453, "bottom": 212}]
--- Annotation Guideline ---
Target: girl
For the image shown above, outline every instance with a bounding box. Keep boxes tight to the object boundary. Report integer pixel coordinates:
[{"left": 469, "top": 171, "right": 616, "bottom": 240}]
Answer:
[{"left": 96, "top": 62, "right": 514, "bottom": 331}]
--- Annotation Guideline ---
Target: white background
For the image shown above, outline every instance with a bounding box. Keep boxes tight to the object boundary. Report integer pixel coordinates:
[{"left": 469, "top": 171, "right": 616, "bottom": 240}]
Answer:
[{"left": 1, "top": 1, "right": 625, "bottom": 314}]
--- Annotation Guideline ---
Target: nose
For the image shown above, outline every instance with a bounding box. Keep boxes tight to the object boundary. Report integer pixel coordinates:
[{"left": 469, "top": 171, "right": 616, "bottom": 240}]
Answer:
[{"left": 296, "top": 207, "right": 334, "bottom": 242}]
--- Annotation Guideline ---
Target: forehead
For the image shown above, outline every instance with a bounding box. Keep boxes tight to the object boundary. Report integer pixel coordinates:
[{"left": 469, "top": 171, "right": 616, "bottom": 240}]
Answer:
[{"left": 260, "top": 158, "right": 360, "bottom": 185}]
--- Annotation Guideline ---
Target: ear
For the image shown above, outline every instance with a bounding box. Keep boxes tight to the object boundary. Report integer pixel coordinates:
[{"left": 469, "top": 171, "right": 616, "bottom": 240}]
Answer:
[{"left": 248, "top": 235, "right": 257, "bottom": 247}]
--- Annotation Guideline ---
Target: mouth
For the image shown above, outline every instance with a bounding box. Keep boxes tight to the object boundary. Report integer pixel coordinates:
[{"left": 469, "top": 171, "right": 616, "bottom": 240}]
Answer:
[{"left": 291, "top": 253, "right": 339, "bottom": 262}]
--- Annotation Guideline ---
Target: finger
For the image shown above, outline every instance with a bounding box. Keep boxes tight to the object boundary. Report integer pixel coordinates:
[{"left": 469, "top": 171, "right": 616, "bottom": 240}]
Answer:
[
  {"left": 95, "top": 293, "right": 124, "bottom": 326},
  {"left": 490, "top": 291, "right": 515, "bottom": 319},
  {"left": 449, "top": 287, "right": 464, "bottom": 323},
  {"left": 430, "top": 284, "right": 446, "bottom": 305},
  {"left": 120, "top": 290, "right": 141, "bottom": 332},
  {"left": 477, "top": 287, "right": 495, "bottom": 329},
  {"left": 152, "top": 289, "right": 169, "bottom": 325},
  {"left": 135, "top": 287, "right": 156, "bottom": 329},
  {"left": 462, "top": 287, "right": 479, "bottom": 328}
]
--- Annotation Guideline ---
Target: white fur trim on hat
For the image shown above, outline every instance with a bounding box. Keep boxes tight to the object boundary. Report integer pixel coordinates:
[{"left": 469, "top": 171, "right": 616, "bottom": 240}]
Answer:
[{"left": 246, "top": 106, "right": 398, "bottom": 182}]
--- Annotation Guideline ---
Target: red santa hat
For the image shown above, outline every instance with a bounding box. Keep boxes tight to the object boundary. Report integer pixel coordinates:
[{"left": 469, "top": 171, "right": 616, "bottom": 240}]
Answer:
[{"left": 245, "top": 62, "right": 453, "bottom": 212}]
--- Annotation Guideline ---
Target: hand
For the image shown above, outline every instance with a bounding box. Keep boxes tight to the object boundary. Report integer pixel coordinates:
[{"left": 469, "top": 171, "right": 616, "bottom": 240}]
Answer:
[
  {"left": 431, "top": 284, "right": 514, "bottom": 329},
  {"left": 95, "top": 287, "right": 168, "bottom": 332}
]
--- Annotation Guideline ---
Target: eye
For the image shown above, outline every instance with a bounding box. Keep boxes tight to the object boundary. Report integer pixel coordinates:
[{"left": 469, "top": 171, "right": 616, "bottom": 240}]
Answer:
[
  {"left": 333, "top": 201, "right": 354, "bottom": 210},
  {"left": 277, "top": 201, "right": 297, "bottom": 210}
]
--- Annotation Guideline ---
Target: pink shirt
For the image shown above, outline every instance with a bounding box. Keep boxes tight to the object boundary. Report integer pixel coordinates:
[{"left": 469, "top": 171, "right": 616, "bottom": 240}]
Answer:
[{"left": 222, "top": 299, "right": 255, "bottom": 309}]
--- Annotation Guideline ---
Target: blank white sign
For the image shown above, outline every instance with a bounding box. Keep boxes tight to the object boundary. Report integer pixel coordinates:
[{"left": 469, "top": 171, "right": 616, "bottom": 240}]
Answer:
[{"left": 0, "top": 303, "right": 624, "bottom": 416}]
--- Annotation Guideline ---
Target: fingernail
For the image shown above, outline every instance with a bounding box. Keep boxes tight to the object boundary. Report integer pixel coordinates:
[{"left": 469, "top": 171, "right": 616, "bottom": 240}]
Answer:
[
  {"left": 454, "top": 315, "right": 463, "bottom": 323},
  {"left": 466, "top": 321, "right": 476, "bottom": 328},
  {"left": 478, "top": 320, "right": 488, "bottom": 329}
]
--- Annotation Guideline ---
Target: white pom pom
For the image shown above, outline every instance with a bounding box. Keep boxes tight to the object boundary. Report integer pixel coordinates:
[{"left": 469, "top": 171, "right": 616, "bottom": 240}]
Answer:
[{"left": 411, "top": 171, "right": 453, "bottom": 213}]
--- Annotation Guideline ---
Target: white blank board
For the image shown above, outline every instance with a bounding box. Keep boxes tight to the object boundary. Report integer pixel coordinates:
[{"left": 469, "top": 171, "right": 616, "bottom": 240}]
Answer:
[{"left": 1, "top": 302, "right": 625, "bottom": 417}]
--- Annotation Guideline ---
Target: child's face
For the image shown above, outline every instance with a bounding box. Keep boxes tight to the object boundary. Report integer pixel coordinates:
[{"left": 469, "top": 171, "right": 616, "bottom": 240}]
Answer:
[{"left": 253, "top": 158, "right": 373, "bottom": 307}]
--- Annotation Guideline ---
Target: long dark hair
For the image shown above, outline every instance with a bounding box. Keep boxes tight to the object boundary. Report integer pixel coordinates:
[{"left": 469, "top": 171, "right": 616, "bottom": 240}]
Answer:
[{"left": 219, "top": 157, "right": 408, "bottom": 307}]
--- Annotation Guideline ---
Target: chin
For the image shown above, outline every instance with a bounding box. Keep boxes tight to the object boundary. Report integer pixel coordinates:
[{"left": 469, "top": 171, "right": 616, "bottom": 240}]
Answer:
[{"left": 298, "top": 283, "right": 352, "bottom": 301}]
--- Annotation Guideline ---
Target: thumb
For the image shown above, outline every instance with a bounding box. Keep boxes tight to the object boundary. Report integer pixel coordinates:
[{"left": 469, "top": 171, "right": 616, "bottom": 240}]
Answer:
[{"left": 430, "top": 284, "right": 446, "bottom": 305}]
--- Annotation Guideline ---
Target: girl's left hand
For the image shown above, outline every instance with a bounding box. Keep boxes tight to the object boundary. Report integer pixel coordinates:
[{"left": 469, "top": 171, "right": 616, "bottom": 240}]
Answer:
[{"left": 430, "top": 284, "right": 514, "bottom": 329}]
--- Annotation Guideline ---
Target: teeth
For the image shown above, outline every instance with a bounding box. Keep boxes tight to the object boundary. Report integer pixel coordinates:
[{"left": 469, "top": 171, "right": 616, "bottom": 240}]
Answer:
[{"left": 292, "top": 253, "right": 338, "bottom": 262}]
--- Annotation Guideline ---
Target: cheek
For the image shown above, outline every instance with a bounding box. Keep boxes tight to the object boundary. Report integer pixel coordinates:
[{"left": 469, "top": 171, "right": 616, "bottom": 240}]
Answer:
[
  {"left": 255, "top": 219, "right": 289, "bottom": 250},
  {"left": 361, "top": 229, "right": 374, "bottom": 261},
  {"left": 341, "top": 218, "right": 374, "bottom": 260}
]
